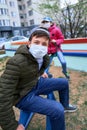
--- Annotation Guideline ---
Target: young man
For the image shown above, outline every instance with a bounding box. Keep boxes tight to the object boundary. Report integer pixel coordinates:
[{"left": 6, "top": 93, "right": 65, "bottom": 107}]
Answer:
[
  {"left": 0, "top": 28, "right": 77, "bottom": 130},
  {"left": 41, "top": 17, "right": 70, "bottom": 79}
]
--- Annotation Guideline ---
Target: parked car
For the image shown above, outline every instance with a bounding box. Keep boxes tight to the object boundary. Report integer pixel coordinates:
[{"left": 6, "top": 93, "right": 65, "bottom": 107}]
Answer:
[
  {"left": 7, "top": 35, "right": 28, "bottom": 42},
  {"left": 0, "top": 37, "right": 7, "bottom": 42},
  {"left": 4, "top": 36, "right": 28, "bottom": 56},
  {"left": 0, "top": 37, "right": 7, "bottom": 50},
  {"left": 5, "top": 35, "right": 28, "bottom": 48},
  {"left": 0, "top": 37, "right": 7, "bottom": 55}
]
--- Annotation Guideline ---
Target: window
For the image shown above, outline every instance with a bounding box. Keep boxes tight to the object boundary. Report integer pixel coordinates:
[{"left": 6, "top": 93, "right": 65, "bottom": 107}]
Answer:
[
  {"left": 0, "top": 0, "right": 6, "bottom": 4},
  {"left": 21, "top": 23, "right": 24, "bottom": 27},
  {"left": 13, "top": 22, "right": 17, "bottom": 26},
  {"left": 0, "top": 8, "right": 2, "bottom": 14},
  {"left": 25, "top": 22, "right": 28, "bottom": 26},
  {"left": 24, "top": 14, "right": 27, "bottom": 18},
  {"left": 4, "top": 9, "right": 8, "bottom": 15},
  {"left": 3, "top": 20, "right": 5, "bottom": 26},
  {"left": 0, "top": 8, "right": 8, "bottom": 15},
  {"left": 28, "top": 10, "right": 33, "bottom": 16},
  {"left": 23, "top": 4, "right": 26, "bottom": 9},
  {"left": 11, "top": 12, "right": 16, "bottom": 17},
  {"left": 20, "top": 14, "right": 24, "bottom": 19},
  {"left": 0, "top": 20, "right": 2, "bottom": 26},
  {"left": 12, "top": 36, "right": 18, "bottom": 41},
  {"left": 30, "top": 19, "right": 34, "bottom": 25},
  {"left": 18, "top": 5, "right": 22, "bottom": 10},
  {"left": 9, "top": 1, "right": 15, "bottom": 7},
  {"left": 0, "top": 19, "right": 10, "bottom": 26},
  {"left": 6, "top": 20, "right": 10, "bottom": 26},
  {"left": 27, "top": 0, "right": 32, "bottom": 6}
]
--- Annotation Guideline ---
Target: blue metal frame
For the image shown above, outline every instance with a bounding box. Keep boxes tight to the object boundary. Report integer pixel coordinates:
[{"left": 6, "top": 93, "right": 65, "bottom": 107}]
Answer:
[
  {"left": 63, "top": 52, "right": 87, "bottom": 57},
  {"left": 46, "top": 92, "right": 56, "bottom": 130},
  {"left": 5, "top": 49, "right": 87, "bottom": 57},
  {"left": 19, "top": 111, "right": 34, "bottom": 129}
]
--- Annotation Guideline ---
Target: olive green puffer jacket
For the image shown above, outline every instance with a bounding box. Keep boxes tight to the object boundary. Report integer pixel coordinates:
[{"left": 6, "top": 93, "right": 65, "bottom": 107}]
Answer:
[{"left": 0, "top": 45, "right": 50, "bottom": 130}]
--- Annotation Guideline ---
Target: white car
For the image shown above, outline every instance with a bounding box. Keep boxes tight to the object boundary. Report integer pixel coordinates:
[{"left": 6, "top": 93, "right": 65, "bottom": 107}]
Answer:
[
  {"left": 7, "top": 36, "right": 28, "bottom": 42},
  {"left": 0, "top": 37, "right": 7, "bottom": 50},
  {"left": 5, "top": 36, "right": 28, "bottom": 56}
]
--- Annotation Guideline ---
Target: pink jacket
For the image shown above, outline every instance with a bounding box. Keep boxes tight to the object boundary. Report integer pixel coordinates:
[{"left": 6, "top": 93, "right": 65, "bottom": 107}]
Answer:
[{"left": 48, "top": 24, "right": 64, "bottom": 54}]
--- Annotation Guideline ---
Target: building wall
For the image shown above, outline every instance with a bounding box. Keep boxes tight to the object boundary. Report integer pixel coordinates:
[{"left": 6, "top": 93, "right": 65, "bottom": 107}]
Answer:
[
  {"left": 28, "top": 0, "right": 43, "bottom": 26},
  {"left": 0, "top": 0, "right": 20, "bottom": 27},
  {"left": 0, "top": 0, "right": 10, "bottom": 26},
  {"left": 17, "top": 0, "right": 43, "bottom": 27},
  {"left": 7, "top": 0, "right": 21, "bottom": 26}
]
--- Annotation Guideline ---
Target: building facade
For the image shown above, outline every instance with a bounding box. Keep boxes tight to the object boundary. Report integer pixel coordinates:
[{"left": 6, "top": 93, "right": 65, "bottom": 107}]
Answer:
[
  {"left": 17, "top": 0, "right": 44, "bottom": 27},
  {"left": 0, "top": 0, "right": 44, "bottom": 37},
  {"left": 0, "top": 0, "right": 21, "bottom": 37}
]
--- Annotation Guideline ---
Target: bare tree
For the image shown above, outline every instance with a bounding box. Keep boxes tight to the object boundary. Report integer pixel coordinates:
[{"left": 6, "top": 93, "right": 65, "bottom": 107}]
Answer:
[
  {"left": 59, "top": 1, "right": 87, "bottom": 38},
  {"left": 37, "top": 0, "right": 87, "bottom": 38}
]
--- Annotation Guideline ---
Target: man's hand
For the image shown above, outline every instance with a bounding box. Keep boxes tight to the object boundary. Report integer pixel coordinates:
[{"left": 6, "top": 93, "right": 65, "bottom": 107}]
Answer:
[
  {"left": 41, "top": 72, "right": 48, "bottom": 78},
  {"left": 16, "top": 124, "right": 25, "bottom": 130}
]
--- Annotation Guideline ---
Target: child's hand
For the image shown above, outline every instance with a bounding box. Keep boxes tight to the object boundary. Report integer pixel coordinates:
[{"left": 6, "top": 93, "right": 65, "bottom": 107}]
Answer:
[
  {"left": 51, "top": 39, "right": 56, "bottom": 43},
  {"left": 16, "top": 124, "right": 25, "bottom": 130},
  {"left": 41, "top": 72, "right": 48, "bottom": 78}
]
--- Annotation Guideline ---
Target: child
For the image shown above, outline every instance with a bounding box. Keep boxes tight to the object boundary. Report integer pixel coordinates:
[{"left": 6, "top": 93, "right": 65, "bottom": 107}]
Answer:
[
  {"left": 41, "top": 17, "right": 70, "bottom": 79},
  {"left": 0, "top": 27, "right": 77, "bottom": 130}
]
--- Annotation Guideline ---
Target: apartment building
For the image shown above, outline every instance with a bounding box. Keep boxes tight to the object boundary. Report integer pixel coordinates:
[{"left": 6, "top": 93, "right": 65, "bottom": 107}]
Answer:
[
  {"left": 0, "top": 0, "right": 20, "bottom": 26},
  {"left": 0, "top": 0, "right": 21, "bottom": 37},
  {"left": 17, "top": 0, "right": 43, "bottom": 27},
  {"left": 0, "top": 0, "right": 61, "bottom": 37},
  {"left": 0, "top": 0, "right": 44, "bottom": 37}
]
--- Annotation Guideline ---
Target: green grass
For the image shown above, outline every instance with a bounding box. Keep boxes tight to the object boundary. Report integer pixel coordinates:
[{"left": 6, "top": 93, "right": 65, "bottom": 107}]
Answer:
[{"left": 0, "top": 56, "right": 8, "bottom": 61}]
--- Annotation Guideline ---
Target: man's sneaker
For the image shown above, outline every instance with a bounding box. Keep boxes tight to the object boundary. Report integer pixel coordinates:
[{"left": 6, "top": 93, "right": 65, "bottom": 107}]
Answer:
[{"left": 64, "top": 104, "right": 77, "bottom": 113}]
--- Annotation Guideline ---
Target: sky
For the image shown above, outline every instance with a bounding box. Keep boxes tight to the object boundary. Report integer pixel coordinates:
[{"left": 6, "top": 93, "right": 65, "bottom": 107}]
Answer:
[{"left": 60, "top": 0, "right": 78, "bottom": 8}]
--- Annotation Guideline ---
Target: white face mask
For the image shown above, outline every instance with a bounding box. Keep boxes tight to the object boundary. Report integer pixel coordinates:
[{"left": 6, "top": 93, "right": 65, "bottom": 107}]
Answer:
[
  {"left": 42, "top": 23, "right": 51, "bottom": 29},
  {"left": 29, "top": 44, "right": 47, "bottom": 59}
]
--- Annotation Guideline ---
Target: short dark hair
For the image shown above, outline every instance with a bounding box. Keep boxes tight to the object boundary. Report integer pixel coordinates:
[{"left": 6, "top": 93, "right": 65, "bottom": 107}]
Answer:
[{"left": 29, "top": 27, "right": 50, "bottom": 41}]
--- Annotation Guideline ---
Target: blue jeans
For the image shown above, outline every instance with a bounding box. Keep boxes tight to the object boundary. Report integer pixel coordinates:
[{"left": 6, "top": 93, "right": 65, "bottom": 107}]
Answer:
[
  {"left": 57, "top": 51, "right": 67, "bottom": 74},
  {"left": 46, "top": 51, "right": 67, "bottom": 74},
  {"left": 16, "top": 77, "right": 69, "bottom": 130}
]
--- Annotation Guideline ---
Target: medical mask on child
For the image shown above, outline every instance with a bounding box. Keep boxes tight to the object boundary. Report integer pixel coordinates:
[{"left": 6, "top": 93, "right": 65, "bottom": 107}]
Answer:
[
  {"left": 29, "top": 44, "right": 47, "bottom": 59},
  {"left": 42, "top": 23, "right": 51, "bottom": 29}
]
